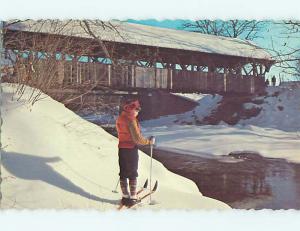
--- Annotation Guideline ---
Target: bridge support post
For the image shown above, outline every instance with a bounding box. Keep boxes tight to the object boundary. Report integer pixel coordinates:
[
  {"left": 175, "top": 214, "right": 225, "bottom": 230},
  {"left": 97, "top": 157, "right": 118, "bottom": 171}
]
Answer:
[
  {"left": 108, "top": 65, "right": 111, "bottom": 86},
  {"left": 167, "top": 66, "right": 173, "bottom": 90}
]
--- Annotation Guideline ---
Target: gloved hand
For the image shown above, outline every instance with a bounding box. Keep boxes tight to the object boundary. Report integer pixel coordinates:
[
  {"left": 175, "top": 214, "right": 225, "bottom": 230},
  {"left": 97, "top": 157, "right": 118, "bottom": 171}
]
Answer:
[{"left": 149, "top": 136, "right": 155, "bottom": 145}]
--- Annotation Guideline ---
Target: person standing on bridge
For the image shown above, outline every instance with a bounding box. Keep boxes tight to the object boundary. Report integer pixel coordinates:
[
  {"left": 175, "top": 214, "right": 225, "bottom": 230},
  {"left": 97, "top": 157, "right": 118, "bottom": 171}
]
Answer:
[
  {"left": 116, "top": 97, "right": 155, "bottom": 207},
  {"left": 271, "top": 75, "right": 276, "bottom": 86}
]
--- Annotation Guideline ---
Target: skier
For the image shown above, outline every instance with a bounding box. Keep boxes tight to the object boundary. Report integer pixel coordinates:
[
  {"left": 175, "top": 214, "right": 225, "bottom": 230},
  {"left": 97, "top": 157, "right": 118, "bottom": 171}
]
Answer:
[{"left": 116, "top": 97, "right": 155, "bottom": 207}]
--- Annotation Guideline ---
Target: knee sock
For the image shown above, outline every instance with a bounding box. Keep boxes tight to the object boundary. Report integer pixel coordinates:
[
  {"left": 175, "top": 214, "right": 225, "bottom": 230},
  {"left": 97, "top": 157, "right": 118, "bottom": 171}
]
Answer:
[
  {"left": 129, "top": 178, "right": 137, "bottom": 199},
  {"left": 120, "top": 178, "right": 129, "bottom": 198}
]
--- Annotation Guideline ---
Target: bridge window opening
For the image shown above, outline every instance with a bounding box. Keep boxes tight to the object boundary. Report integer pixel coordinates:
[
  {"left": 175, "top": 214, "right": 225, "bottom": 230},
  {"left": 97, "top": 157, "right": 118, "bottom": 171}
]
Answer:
[
  {"left": 18, "top": 50, "right": 30, "bottom": 59},
  {"left": 98, "top": 58, "right": 112, "bottom": 64},
  {"left": 260, "top": 64, "right": 266, "bottom": 75},
  {"left": 65, "top": 54, "right": 74, "bottom": 61},
  {"left": 242, "top": 63, "right": 253, "bottom": 76},
  {"left": 78, "top": 56, "right": 89, "bottom": 62},
  {"left": 202, "top": 66, "right": 208, "bottom": 72},
  {"left": 55, "top": 53, "right": 63, "bottom": 60},
  {"left": 175, "top": 64, "right": 182, "bottom": 70},
  {"left": 216, "top": 67, "right": 225, "bottom": 74},
  {"left": 156, "top": 62, "right": 164, "bottom": 69},
  {"left": 136, "top": 60, "right": 148, "bottom": 67}
]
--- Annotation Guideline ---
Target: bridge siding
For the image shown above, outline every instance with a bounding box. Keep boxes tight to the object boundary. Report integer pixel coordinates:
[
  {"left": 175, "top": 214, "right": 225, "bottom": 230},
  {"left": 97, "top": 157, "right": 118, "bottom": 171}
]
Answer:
[{"left": 12, "top": 59, "right": 266, "bottom": 95}]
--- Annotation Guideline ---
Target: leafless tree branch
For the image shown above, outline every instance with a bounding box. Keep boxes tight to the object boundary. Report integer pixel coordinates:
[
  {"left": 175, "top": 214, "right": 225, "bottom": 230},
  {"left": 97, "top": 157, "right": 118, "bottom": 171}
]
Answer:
[{"left": 182, "top": 20, "right": 265, "bottom": 41}]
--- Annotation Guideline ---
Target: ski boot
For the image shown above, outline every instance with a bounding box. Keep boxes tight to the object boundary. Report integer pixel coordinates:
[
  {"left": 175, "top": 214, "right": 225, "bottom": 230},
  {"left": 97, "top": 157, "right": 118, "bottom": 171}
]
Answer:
[
  {"left": 127, "top": 197, "right": 141, "bottom": 207},
  {"left": 121, "top": 196, "right": 131, "bottom": 207}
]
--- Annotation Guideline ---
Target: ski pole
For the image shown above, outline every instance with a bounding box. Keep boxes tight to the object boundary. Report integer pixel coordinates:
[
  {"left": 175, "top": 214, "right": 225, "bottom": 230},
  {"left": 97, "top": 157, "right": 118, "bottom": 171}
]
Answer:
[
  {"left": 149, "top": 143, "right": 154, "bottom": 204},
  {"left": 112, "top": 178, "right": 120, "bottom": 193}
]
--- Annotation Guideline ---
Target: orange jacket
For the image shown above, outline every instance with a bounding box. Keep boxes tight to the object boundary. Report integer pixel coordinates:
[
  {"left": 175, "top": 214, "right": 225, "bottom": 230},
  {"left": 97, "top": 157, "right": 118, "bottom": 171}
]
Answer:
[{"left": 116, "top": 111, "right": 150, "bottom": 148}]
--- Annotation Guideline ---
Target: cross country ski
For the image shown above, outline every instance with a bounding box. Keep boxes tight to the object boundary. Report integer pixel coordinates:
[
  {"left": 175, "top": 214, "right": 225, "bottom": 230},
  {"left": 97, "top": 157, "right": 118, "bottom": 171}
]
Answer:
[
  {"left": 117, "top": 179, "right": 148, "bottom": 210},
  {"left": 118, "top": 180, "right": 158, "bottom": 210}
]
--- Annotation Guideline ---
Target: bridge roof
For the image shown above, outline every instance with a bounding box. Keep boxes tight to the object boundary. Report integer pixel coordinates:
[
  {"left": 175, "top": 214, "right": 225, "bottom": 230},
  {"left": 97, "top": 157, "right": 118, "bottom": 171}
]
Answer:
[{"left": 7, "top": 20, "right": 273, "bottom": 62}]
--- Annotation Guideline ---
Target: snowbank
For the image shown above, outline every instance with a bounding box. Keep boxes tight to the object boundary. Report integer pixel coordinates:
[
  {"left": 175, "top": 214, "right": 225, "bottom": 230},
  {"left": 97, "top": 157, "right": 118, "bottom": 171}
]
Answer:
[
  {"left": 141, "top": 88, "right": 300, "bottom": 163},
  {"left": 0, "top": 84, "right": 229, "bottom": 210},
  {"left": 240, "top": 86, "right": 300, "bottom": 132}
]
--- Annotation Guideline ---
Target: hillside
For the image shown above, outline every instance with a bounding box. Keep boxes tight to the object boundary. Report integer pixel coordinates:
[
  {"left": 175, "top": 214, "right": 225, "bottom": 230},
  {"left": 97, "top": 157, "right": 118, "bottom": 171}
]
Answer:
[{"left": 0, "top": 83, "right": 229, "bottom": 210}]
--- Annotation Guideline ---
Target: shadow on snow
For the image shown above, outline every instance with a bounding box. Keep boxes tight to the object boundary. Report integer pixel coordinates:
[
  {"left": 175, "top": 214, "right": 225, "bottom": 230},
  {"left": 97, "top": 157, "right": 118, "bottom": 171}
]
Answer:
[{"left": 2, "top": 151, "right": 119, "bottom": 205}]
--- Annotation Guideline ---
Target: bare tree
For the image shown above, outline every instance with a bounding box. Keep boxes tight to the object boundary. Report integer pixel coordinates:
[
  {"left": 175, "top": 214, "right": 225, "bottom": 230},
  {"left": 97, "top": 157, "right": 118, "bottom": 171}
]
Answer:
[
  {"left": 182, "top": 20, "right": 265, "bottom": 40},
  {"left": 2, "top": 20, "right": 123, "bottom": 109},
  {"left": 0, "top": 20, "right": 123, "bottom": 206},
  {"left": 269, "top": 20, "right": 300, "bottom": 79}
]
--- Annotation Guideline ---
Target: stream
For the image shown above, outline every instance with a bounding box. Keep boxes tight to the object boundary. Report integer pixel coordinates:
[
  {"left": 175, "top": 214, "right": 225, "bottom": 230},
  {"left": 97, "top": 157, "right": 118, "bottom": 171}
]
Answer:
[
  {"left": 75, "top": 92, "right": 300, "bottom": 210},
  {"left": 140, "top": 146, "right": 300, "bottom": 209}
]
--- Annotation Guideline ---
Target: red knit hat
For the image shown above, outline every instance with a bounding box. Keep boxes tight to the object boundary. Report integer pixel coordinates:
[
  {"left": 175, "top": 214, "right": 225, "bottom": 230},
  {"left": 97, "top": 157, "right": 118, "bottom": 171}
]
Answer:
[{"left": 123, "top": 100, "right": 141, "bottom": 112}]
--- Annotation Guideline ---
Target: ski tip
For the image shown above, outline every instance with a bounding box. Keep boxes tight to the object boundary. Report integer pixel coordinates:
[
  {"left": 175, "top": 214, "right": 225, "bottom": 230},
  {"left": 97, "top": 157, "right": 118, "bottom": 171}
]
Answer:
[
  {"left": 143, "top": 179, "right": 148, "bottom": 189},
  {"left": 153, "top": 180, "right": 158, "bottom": 191}
]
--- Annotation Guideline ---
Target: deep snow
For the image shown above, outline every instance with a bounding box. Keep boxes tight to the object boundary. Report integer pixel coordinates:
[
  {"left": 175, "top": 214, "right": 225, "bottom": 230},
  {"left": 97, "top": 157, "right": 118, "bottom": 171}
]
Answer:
[{"left": 0, "top": 83, "right": 229, "bottom": 210}]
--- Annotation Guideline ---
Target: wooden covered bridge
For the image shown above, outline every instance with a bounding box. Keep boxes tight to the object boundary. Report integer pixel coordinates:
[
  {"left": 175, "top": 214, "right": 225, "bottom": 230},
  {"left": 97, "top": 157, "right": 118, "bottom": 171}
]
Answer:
[{"left": 3, "top": 20, "right": 274, "bottom": 95}]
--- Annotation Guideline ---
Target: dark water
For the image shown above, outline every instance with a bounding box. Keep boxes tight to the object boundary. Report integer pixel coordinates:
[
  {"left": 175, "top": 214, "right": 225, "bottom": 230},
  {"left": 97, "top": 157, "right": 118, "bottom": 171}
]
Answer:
[
  {"left": 140, "top": 147, "right": 300, "bottom": 210},
  {"left": 87, "top": 110, "right": 300, "bottom": 210}
]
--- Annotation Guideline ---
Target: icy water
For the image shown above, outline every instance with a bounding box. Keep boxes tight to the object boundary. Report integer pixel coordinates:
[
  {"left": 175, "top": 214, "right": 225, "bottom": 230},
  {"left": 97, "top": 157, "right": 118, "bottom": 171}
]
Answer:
[
  {"left": 140, "top": 147, "right": 300, "bottom": 210},
  {"left": 90, "top": 122, "right": 300, "bottom": 210}
]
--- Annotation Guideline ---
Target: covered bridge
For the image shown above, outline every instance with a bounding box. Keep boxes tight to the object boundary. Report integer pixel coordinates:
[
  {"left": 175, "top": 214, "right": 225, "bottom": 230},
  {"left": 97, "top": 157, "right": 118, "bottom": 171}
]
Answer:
[{"left": 3, "top": 20, "right": 274, "bottom": 94}]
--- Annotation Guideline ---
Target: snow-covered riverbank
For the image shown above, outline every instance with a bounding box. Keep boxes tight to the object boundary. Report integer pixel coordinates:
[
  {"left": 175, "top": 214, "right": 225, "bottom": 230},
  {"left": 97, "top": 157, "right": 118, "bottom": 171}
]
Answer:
[
  {"left": 0, "top": 83, "right": 229, "bottom": 210},
  {"left": 142, "top": 87, "right": 300, "bottom": 163},
  {"left": 142, "top": 124, "right": 300, "bottom": 163}
]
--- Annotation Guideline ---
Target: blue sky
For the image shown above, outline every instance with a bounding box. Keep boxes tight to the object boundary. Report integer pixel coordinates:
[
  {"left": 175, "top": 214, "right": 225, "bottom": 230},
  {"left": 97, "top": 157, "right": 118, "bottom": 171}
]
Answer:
[{"left": 127, "top": 19, "right": 300, "bottom": 82}]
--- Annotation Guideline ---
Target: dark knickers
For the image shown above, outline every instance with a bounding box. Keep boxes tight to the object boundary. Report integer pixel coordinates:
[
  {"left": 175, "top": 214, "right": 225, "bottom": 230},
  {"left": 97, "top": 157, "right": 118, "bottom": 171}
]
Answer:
[{"left": 118, "top": 147, "right": 139, "bottom": 179}]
